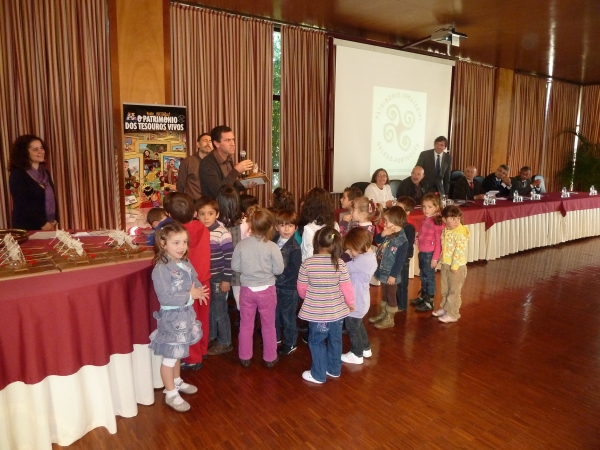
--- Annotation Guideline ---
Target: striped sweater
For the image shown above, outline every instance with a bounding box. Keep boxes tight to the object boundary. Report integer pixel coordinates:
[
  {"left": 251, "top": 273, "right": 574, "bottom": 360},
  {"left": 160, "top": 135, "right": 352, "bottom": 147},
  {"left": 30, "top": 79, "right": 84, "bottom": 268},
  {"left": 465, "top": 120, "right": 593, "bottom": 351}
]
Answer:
[
  {"left": 207, "top": 222, "right": 233, "bottom": 283},
  {"left": 297, "top": 254, "right": 355, "bottom": 322}
]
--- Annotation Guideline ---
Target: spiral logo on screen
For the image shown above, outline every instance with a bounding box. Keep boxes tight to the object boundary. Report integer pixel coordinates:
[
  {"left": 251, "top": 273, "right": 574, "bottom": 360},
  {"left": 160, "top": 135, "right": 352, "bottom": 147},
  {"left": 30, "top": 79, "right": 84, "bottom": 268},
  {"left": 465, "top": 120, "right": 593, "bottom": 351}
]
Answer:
[
  {"left": 371, "top": 88, "right": 426, "bottom": 169},
  {"left": 383, "top": 105, "right": 415, "bottom": 151}
]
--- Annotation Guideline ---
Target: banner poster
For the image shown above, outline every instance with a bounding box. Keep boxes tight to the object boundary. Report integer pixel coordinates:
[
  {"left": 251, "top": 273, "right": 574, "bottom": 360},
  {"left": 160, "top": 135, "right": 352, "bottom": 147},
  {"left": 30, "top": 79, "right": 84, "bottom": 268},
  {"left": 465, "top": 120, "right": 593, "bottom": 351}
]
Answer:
[{"left": 122, "top": 103, "right": 187, "bottom": 210}]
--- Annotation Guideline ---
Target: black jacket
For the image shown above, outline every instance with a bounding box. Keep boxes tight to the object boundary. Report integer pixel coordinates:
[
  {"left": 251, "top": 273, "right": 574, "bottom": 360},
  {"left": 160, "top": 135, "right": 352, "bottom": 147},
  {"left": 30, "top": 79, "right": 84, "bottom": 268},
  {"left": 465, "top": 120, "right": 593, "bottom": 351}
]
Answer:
[
  {"left": 416, "top": 149, "right": 452, "bottom": 195},
  {"left": 481, "top": 173, "right": 512, "bottom": 197},
  {"left": 396, "top": 178, "right": 427, "bottom": 204},
  {"left": 9, "top": 167, "right": 58, "bottom": 230},
  {"left": 271, "top": 233, "right": 302, "bottom": 290},
  {"left": 199, "top": 150, "right": 244, "bottom": 199},
  {"left": 452, "top": 176, "right": 485, "bottom": 200}
]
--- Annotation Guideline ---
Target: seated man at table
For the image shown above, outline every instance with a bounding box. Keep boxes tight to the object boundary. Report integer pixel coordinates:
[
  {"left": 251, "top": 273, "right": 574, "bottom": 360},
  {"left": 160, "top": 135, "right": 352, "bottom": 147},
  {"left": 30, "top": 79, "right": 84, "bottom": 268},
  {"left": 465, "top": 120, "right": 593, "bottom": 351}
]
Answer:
[
  {"left": 510, "top": 166, "right": 542, "bottom": 196},
  {"left": 396, "top": 166, "right": 427, "bottom": 205},
  {"left": 482, "top": 164, "right": 512, "bottom": 197},
  {"left": 452, "top": 166, "right": 485, "bottom": 201}
]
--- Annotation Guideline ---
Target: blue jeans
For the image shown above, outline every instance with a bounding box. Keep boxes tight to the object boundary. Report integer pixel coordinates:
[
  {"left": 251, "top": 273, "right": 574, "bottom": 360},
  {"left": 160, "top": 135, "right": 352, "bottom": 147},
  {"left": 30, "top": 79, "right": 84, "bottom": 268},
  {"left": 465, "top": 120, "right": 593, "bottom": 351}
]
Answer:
[
  {"left": 209, "top": 281, "right": 231, "bottom": 345},
  {"left": 418, "top": 251, "right": 436, "bottom": 296},
  {"left": 395, "top": 261, "right": 410, "bottom": 310},
  {"left": 308, "top": 319, "right": 343, "bottom": 382},
  {"left": 344, "top": 316, "right": 370, "bottom": 357},
  {"left": 275, "top": 288, "right": 299, "bottom": 348}
]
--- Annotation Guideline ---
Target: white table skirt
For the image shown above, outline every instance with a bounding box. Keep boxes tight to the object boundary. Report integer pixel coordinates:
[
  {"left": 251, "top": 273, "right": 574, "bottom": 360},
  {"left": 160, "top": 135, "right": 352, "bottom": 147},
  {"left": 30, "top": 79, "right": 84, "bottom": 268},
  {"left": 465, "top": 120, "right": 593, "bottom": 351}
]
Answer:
[{"left": 0, "top": 344, "right": 163, "bottom": 450}]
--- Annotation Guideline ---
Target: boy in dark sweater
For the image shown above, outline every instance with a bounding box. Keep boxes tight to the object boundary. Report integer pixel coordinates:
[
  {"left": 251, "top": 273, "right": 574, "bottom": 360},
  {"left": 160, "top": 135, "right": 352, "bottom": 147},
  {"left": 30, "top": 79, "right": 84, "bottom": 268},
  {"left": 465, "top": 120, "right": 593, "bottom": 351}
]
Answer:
[{"left": 272, "top": 210, "right": 302, "bottom": 355}]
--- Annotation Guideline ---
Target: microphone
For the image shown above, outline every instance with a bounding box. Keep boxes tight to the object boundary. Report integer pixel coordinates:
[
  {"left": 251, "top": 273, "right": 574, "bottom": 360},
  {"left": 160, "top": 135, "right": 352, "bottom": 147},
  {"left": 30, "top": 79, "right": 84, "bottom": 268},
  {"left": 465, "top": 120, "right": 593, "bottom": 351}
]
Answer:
[{"left": 239, "top": 150, "right": 247, "bottom": 179}]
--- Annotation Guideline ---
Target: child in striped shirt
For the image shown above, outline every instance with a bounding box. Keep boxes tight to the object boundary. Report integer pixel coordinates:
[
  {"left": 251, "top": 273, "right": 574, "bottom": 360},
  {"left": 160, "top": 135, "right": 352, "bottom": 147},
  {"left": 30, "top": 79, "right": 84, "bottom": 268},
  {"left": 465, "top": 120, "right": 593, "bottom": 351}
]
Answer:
[
  {"left": 298, "top": 227, "right": 355, "bottom": 384},
  {"left": 196, "top": 196, "right": 234, "bottom": 356}
]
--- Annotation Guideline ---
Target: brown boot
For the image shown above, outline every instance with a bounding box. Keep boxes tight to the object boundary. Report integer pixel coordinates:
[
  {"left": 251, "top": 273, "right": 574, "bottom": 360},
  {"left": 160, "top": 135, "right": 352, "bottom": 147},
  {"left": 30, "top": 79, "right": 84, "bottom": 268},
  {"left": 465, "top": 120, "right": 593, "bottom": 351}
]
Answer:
[
  {"left": 374, "top": 306, "right": 398, "bottom": 329},
  {"left": 369, "top": 301, "right": 387, "bottom": 323}
]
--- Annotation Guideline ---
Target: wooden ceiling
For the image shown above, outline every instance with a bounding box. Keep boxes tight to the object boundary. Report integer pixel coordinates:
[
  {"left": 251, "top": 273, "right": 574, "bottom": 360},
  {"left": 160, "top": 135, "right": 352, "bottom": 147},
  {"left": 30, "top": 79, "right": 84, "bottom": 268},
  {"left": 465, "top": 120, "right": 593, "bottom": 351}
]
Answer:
[{"left": 183, "top": 0, "right": 600, "bottom": 85}]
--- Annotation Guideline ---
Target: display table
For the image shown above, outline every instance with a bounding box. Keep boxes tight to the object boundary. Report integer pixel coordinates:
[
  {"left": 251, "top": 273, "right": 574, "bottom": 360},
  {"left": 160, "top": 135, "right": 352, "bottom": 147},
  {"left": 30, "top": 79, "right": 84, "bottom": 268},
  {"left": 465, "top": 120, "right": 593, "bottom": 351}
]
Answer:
[{"left": 0, "top": 237, "right": 162, "bottom": 450}]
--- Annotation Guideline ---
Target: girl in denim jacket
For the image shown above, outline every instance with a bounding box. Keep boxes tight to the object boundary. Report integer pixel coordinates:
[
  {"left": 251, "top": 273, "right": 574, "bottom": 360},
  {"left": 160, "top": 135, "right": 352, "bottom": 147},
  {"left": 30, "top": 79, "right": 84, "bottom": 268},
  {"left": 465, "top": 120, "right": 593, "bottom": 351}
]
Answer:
[
  {"left": 149, "top": 222, "right": 208, "bottom": 412},
  {"left": 370, "top": 206, "right": 409, "bottom": 329}
]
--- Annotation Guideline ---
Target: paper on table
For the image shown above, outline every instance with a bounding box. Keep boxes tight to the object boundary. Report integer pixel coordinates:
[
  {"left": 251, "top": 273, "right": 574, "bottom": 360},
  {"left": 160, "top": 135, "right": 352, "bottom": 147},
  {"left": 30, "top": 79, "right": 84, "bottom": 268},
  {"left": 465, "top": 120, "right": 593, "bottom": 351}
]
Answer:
[
  {"left": 29, "top": 231, "right": 57, "bottom": 239},
  {"left": 72, "top": 232, "right": 92, "bottom": 237}
]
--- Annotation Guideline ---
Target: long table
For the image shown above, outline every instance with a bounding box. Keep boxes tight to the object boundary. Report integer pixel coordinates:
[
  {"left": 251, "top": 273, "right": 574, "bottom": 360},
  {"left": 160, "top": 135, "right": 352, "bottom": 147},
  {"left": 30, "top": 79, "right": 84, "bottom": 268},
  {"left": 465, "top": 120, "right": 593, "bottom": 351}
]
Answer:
[
  {"left": 409, "top": 192, "right": 600, "bottom": 264},
  {"left": 0, "top": 237, "right": 161, "bottom": 450}
]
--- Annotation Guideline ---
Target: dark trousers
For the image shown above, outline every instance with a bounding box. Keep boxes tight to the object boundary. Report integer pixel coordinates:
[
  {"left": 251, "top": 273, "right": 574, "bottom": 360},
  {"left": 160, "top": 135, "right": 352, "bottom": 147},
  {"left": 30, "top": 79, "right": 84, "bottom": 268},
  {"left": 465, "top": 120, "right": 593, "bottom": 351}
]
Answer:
[
  {"left": 345, "top": 316, "right": 370, "bottom": 357},
  {"left": 275, "top": 288, "right": 299, "bottom": 348},
  {"left": 395, "top": 261, "right": 410, "bottom": 310},
  {"left": 209, "top": 281, "right": 231, "bottom": 346}
]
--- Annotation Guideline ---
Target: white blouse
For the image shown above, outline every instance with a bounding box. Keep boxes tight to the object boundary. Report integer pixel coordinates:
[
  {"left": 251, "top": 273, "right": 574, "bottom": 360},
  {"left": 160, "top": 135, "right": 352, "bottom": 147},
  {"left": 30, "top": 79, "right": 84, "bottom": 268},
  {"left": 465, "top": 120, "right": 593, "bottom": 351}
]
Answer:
[{"left": 364, "top": 183, "right": 394, "bottom": 207}]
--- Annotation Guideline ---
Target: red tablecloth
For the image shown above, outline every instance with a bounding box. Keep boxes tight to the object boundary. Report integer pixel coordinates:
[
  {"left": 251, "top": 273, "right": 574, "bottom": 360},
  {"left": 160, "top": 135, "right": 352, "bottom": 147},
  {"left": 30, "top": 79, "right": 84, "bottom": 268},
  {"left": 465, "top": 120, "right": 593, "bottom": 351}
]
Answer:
[{"left": 0, "top": 239, "right": 156, "bottom": 391}]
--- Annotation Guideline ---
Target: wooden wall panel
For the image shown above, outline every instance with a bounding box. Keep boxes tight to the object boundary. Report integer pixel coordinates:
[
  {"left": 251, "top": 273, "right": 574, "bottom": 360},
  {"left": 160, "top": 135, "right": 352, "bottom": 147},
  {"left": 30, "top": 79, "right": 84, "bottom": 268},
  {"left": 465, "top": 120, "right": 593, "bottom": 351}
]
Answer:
[{"left": 490, "top": 68, "right": 514, "bottom": 173}]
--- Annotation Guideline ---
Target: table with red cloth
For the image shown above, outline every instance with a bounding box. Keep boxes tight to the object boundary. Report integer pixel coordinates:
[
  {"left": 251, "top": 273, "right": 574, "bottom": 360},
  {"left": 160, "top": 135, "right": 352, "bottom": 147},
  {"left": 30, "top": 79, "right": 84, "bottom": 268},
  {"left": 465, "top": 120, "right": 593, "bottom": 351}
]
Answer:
[
  {"left": 407, "top": 192, "right": 600, "bottom": 264},
  {"left": 0, "top": 236, "right": 162, "bottom": 450}
]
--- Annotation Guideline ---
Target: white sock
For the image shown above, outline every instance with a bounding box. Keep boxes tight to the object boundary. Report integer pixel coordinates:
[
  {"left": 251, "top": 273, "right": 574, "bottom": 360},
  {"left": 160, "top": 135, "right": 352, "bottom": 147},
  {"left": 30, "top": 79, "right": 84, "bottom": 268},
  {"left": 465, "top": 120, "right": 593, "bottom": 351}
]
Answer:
[
  {"left": 174, "top": 377, "right": 190, "bottom": 389},
  {"left": 165, "top": 388, "right": 184, "bottom": 405}
]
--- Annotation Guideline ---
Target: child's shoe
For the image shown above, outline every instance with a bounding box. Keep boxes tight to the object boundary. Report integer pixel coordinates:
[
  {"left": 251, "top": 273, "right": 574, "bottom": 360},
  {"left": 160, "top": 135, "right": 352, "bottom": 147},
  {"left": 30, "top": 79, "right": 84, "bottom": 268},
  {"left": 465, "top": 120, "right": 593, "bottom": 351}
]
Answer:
[
  {"left": 277, "top": 345, "right": 297, "bottom": 355},
  {"left": 438, "top": 314, "right": 458, "bottom": 323},
  {"left": 175, "top": 380, "right": 198, "bottom": 395},
  {"left": 432, "top": 308, "right": 446, "bottom": 317},
  {"left": 302, "top": 370, "right": 324, "bottom": 384},
  {"left": 341, "top": 352, "right": 364, "bottom": 365},
  {"left": 165, "top": 393, "right": 190, "bottom": 412},
  {"left": 415, "top": 294, "right": 433, "bottom": 312},
  {"left": 410, "top": 290, "right": 424, "bottom": 306},
  {"left": 362, "top": 348, "right": 372, "bottom": 358}
]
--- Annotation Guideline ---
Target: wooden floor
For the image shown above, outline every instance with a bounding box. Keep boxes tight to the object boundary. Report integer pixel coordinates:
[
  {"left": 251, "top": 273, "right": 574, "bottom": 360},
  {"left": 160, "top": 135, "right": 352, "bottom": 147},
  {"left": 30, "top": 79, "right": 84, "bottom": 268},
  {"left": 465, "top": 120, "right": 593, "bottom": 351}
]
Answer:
[{"left": 57, "top": 237, "right": 600, "bottom": 449}]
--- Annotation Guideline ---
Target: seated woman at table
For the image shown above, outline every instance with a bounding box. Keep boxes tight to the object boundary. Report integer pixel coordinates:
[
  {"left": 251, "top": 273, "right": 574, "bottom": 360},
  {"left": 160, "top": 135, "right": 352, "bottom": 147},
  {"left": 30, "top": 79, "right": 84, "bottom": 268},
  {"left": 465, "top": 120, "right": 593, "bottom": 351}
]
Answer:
[
  {"left": 364, "top": 168, "right": 395, "bottom": 208},
  {"left": 8, "top": 135, "right": 58, "bottom": 230}
]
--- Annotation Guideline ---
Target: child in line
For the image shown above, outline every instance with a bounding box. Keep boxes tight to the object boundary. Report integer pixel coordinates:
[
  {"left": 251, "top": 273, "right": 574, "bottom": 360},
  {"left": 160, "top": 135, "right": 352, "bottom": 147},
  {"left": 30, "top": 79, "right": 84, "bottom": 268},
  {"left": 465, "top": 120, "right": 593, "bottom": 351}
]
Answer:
[
  {"left": 369, "top": 206, "right": 409, "bottom": 329},
  {"left": 146, "top": 207, "right": 170, "bottom": 246},
  {"left": 340, "top": 196, "right": 381, "bottom": 236},
  {"left": 240, "top": 194, "right": 259, "bottom": 240},
  {"left": 299, "top": 187, "right": 340, "bottom": 261},
  {"left": 149, "top": 222, "right": 208, "bottom": 412},
  {"left": 412, "top": 193, "right": 444, "bottom": 312},
  {"left": 271, "top": 187, "right": 296, "bottom": 212},
  {"left": 168, "top": 193, "right": 212, "bottom": 370},
  {"left": 272, "top": 209, "right": 302, "bottom": 356},
  {"left": 231, "top": 208, "right": 284, "bottom": 367},
  {"left": 433, "top": 205, "right": 470, "bottom": 323},
  {"left": 340, "top": 227, "right": 377, "bottom": 365},
  {"left": 217, "top": 185, "right": 244, "bottom": 310},
  {"left": 395, "top": 197, "right": 417, "bottom": 311},
  {"left": 338, "top": 186, "right": 363, "bottom": 225},
  {"left": 298, "top": 227, "right": 355, "bottom": 384},
  {"left": 196, "top": 196, "right": 234, "bottom": 356}
]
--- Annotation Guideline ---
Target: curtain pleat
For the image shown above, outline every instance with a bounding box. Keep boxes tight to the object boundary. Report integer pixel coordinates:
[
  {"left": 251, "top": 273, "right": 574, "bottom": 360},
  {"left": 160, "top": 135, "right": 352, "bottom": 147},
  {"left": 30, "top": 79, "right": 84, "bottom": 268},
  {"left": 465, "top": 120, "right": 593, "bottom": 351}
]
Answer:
[
  {"left": 580, "top": 85, "right": 600, "bottom": 143},
  {"left": 171, "top": 4, "right": 273, "bottom": 206},
  {"left": 280, "top": 26, "right": 327, "bottom": 202},
  {"left": 543, "top": 81, "right": 579, "bottom": 192},
  {"left": 507, "top": 74, "right": 548, "bottom": 175},
  {"left": 450, "top": 61, "right": 496, "bottom": 175},
  {"left": 0, "top": 0, "right": 116, "bottom": 229}
]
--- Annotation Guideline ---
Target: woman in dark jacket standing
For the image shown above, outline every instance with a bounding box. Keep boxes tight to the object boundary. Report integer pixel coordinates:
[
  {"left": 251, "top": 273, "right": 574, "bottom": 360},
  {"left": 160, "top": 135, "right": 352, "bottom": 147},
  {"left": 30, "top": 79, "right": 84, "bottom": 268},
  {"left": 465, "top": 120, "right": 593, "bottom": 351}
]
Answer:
[{"left": 9, "top": 134, "right": 59, "bottom": 230}]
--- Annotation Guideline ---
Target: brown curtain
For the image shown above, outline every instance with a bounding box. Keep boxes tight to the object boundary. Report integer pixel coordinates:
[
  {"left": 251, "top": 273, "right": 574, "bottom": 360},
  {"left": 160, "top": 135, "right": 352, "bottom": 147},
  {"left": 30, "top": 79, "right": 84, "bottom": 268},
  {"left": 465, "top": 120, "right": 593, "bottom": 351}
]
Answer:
[
  {"left": 0, "top": 0, "right": 116, "bottom": 229},
  {"left": 580, "top": 85, "right": 600, "bottom": 143},
  {"left": 450, "top": 61, "right": 496, "bottom": 175},
  {"left": 280, "top": 26, "right": 328, "bottom": 202},
  {"left": 171, "top": 4, "right": 273, "bottom": 206},
  {"left": 543, "top": 81, "right": 579, "bottom": 192},
  {"left": 507, "top": 73, "right": 548, "bottom": 175}
]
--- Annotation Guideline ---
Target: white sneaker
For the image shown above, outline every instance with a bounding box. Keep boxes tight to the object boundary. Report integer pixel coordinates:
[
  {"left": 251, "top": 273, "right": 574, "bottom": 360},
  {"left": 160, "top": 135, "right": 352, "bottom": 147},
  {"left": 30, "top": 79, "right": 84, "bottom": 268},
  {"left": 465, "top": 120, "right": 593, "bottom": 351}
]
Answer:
[
  {"left": 438, "top": 314, "right": 458, "bottom": 323},
  {"left": 326, "top": 371, "right": 340, "bottom": 378},
  {"left": 341, "top": 352, "right": 364, "bottom": 365},
  {"left": 432, "top": 308, "right": 446, "bottom": 317},
  {"left": 302, "top": 370, "right": 324, "bottom": 384},
  {"left": 363, "top": 349, "right": 372, "bottom": 358}
]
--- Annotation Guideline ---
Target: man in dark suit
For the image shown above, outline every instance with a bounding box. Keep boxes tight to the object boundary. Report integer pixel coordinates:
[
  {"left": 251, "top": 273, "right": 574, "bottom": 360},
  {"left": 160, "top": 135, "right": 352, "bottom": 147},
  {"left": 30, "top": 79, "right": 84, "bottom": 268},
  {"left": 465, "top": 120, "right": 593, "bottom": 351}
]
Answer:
[
  {"left": 452, "top": 166, "right": 485, "bottom": 200},
  {"left": 510, "top": 166, "right": 542, "bottom": 196},
  {"left": 481, "top": 164, "right": 512, "bottom": 197},
  {"left": 176, "top": 133, "right": 212, "bottom": 200},
  {"left": 396, "top": 166, "right": 427, "bottom": 204},
  {"left": 200, "top": 125, "right": 255, "bottom": 199},
  {"left": 416, "top": 136, "right": 452, "bottom": 195}
]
